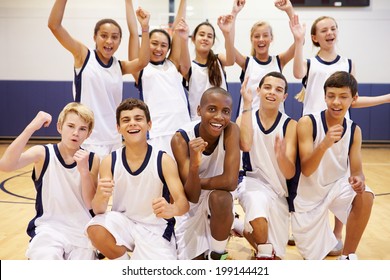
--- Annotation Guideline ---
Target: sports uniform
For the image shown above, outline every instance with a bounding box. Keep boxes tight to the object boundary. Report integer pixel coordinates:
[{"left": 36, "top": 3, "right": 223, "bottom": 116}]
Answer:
[
  {"left": 86, "top": 145, "right": 177, "bottom": 260},
  {"left": 74, "top": 49, "right": 123, "bottom": 158},
  {"left": 291, "top": 111, "right": 373, "bottom": 260},
  {"left": 26, "top": 144, "right": 96, "bottom": 260},
  {"left": 137, "top": 59, "right": 191, "bottom": 156},
  {"left": 236, "top": 110, "right": 292, "bottom": 258},
  {"left": 187, "top": 59, "right": 227, "bottom": 121},
  {"left": 237, "top": 55, "right": 284, "bottom": 117}
]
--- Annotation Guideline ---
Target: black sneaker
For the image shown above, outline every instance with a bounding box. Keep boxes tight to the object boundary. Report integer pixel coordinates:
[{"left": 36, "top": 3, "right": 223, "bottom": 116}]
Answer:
[{"left": 207, "top": 251, "right": 229, "bottom": 260}]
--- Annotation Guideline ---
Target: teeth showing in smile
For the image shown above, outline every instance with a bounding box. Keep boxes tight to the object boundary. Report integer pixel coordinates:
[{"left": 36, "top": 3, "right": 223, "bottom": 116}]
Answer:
[
  {"left": 211, "top": 123, "right": 222, "bottom": 128},
  {"left": 128, "top": 129, "right": 140, "bottom": 134},
  {"left": 266, "top": 97, "right": 276, "bottom": 101}
]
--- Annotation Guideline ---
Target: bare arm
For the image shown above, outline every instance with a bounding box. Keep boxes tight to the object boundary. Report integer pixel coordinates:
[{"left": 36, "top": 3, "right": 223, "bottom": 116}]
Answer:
[
  {"left": 275, "top": 0, "right": 296, "bottom": 69},
  {"left": 152, "top": 153, "right": 189, "bottom": 218},
  {"left": 91, "top": 155, "right": 113, "bottom": 214},
  {"left": 200, "top": 123, "right": 241, "bottom": 192},
  {"left": 48, "top": 0, "right": 88, "bottom": 68},
  {"left": 121, "top": 7, "right": 150, "bottom": 77},
  {"left": 176, "top": 18, "right": 191, "bottom": 77},
  {"left": 289, "top": 14, "right": 307, "bottom": 79},
  {"left": 231, "top": 0, "right": 247, "bottom": 70},
  {"left": 352, "top": 93, "right": 390, "bottom": 108},
  {"left": 348, "top": 126, "right": 366, "bottom": 194},
  {"left": 171, "top": 132, "right": 207, "bottom": 203},
  {"left": 236, "top": 76, "right": 254, "bottom": 151},
  {"left": 169, "top": 0, "right": 187, "bottom": 69},
  {"left": 0, "top": 111, "right": 50, "bottom": 172},
  {"left": 126, "top": 0, "right": 139, "bottom": 61},
  {"left": 275, "top": 120, "right": 297, "bottom": 179},
  {"left": 298, "top": 116, "right": 343, "bottom": 177},
  {"left": 74, "top": 150, "right": 100, "bottom": 209},
  {"left": 216, "top": 14, "right": 236, "bottom": 67}
]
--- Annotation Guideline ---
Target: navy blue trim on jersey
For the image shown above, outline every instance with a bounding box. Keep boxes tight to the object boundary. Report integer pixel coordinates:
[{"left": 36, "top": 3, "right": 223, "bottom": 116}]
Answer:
[
  {"left": 241, "top": 152, "right": 252, "bottom": 173},
  {"left": 27, "top": 145, "right": 50, "bottom": 240},
  {"left": 177, "top": 129, "right": 190, "bottom": 144},
  {"left": 111, "top": 150, "right": 117, "bottom": 175},
  {"left": 194, "top": 122, "right": 200, "bottom": 138},
  {"left": 275, "top": 55, "right": 282, "bottom": 72},
  {"left": 156, "top": 150, "right": 176, "bottom": 242},
  {"left": 347, "top": 59, "right": 352, "bottom": 73},
  {"left": 308, "top": 114, "right": 317, "bottom": 141},
  {"left": 348, "top": 122, "right": 357, "bottom": 154},
  {"left": 239, "top": 56, "right": 251, "bottom": 83},
  {"left": 74, "top": 50, "right": 91, "bottom": 102},
  {"left": 283, "top": 118, "right": 292, "bottom": 137},
  {"left": 302, "top": 58, "right": 311, "bottom": 88},
  {"left": 321, "top": 110, "right": 347, "bottom": 142},
  {"left": 94, "top": 49, "right": 113, "bottom": 68},
  {"left": 122, "top": 145, "right": 152, "bottom": 175},
  {"left": 54, "top": 144, "right": 77, "bottom": 169},
  {"left": 316, "top": 54, "right": 341, "bottom": 65},
  {"left": 157, "top": 150, "right": 167, "bottom": 186},
  {"left": 256, "top": 110, "right": 282, "bottom": 134},
  {"left": 88, "top": 152, "right": 95, "bottom": 171},
  {"left": 150, "top": 59, "right": 166, "bottom": 66}
]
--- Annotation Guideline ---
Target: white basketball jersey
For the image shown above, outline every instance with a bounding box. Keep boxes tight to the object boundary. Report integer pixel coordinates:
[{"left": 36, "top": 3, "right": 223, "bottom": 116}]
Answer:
[
  {"left": 237, "top": 55, "right": 283, "bottom": 117},
  {"left": 294, "top": 111, "right": 356, "bottom": 212},
  {"left": 302, "top": 55, "right": 352, "bottom": 116},
  {"left": 110, "top": 145, "right": 174, "bottom": 240},
  {"left": 74, "top": 49, "right": 123, "bottom": 146},
  {"left": 243, "top": 110, "right": 292, "bottom": 197},
  {"left": 28, "top": 144, "right": 94, "bottom": 248},
  {"left": 138, "top": 60, "right": 191, "bottom": 138},
  {"left": 187, "top": 59, "right": 227, "bottom": 121}
]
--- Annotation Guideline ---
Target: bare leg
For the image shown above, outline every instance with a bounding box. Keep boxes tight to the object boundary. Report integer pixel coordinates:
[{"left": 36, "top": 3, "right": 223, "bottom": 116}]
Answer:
[{"left": 87, "top": 225, "right": 127, "bottom": 259}]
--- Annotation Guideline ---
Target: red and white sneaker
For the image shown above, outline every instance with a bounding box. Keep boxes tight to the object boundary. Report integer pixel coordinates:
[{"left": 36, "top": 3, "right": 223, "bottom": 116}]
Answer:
[{"left": 256, "top": 244, "right": 276, "bottom": 260}]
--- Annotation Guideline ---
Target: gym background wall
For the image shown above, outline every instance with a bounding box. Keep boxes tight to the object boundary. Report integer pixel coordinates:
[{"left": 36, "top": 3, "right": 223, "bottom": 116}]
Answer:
[{"left": 0, "top": 0, "right": 389, "bottom": 141}]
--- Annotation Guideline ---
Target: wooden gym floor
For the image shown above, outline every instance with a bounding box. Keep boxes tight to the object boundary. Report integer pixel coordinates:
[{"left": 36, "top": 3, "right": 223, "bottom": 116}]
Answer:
[{"left": 0, "top": 141, "right": 389, "bottom": 260}]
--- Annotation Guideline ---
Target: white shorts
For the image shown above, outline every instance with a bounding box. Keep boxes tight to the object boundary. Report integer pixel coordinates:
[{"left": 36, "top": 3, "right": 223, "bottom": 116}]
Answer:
[
  {"left": 26, "top": 226, "right": 96, "bottom": 260},
  {"left": 237, "top": 177, "right": 290, "bottom": 258},
  {"left": 291, "top": 179, "right": 374, "bottom": 260},
  {"left": 81, "top": 142, "right": 123, "bottom": 161},
  {"left": 175, "top": 190, "right": 234, "bottom": 260},
  {"left": 86, "top": 211, "right": 177, "bottom": 260}
]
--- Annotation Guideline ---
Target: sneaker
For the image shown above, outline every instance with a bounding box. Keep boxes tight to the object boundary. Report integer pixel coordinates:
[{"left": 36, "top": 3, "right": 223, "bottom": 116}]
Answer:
[
  {"left": 95, "top": 250, "right": 106, "bottom": 260},
  {"left": 328, "top": 240, "right": 343, "bottom": 256},
  {"left": 256, "top": 244, "right": 276, "bottom": 260},
  {"left": 287, "top": 234, "right": 295, "bottom": 246},
  {"left": 207, "top": 251, "right": 229, "bottom": 260},
  {"left": 231, "top": 213, "right": 244, "bottom": 238},
  {"left": 338, "top": 253, "right": 358, "bottom": 260}
]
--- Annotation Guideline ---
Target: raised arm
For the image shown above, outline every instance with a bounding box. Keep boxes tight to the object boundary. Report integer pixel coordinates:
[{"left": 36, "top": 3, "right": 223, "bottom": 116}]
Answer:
[
  {"left": 0, "top": 111, "right": 50, "bottom": 172},
  {"left": 289, "top": 14, "right": 307, "bottom": 79},
  {"left": 152, "top": 153, "right": 189, "bottom": 218},
  {"left": 175, "top": 18, "right": 191, "bottom": 77},
  {"left": 200, "top": 123, "right": 241, "bottom": 192},
  {"left": 125, "top": 0, "right": 139, "bottom": 61},
  {"left": 121, "top": 7, "right": 150, "bottom": 78},
  {"left": 353, "top": 93, "right": 390, "bottom": 108},
  {"left": 216, "top": 14, "right": 236, "bottom": 67},
  {"left": 48, "top": 0, "right": 88, "bottom": 68},
  {"left": 236, "top": 76, "right": 254, "bottom": 151},
  {"left": 168, "top": 0, "right": 187, "bottom": 69},
  {"left": 91, "top": 155, "right": 113, "bottom": 214},
  {"left": 231, "top": 0, "right": 247, "bottom": 69},
  {"left": 274, "top": 0, "right": 296, "bottom": 69}
]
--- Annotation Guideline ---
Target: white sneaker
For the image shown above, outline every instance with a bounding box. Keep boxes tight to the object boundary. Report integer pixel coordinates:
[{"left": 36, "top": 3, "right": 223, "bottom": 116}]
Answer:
[
  {"left": 338, "top": 253, "right": 358, "bottom": 260},
  {"left": 256, "top": 244, "right": 275, "bottom": 260}
]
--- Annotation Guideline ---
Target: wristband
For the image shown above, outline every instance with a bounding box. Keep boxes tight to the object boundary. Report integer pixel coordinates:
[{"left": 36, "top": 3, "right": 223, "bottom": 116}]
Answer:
[{"left": 242, "top": 108, "right": 252, "bottom": 113}]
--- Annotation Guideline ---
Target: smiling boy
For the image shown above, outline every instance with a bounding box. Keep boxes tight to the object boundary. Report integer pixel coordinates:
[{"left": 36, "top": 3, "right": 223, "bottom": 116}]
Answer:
[
  {"left": 291, "top": 71, "right": 374, "bottom": 260},
  {"left": 171, "top": 87, "right": 241, "bottom": 260}
]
